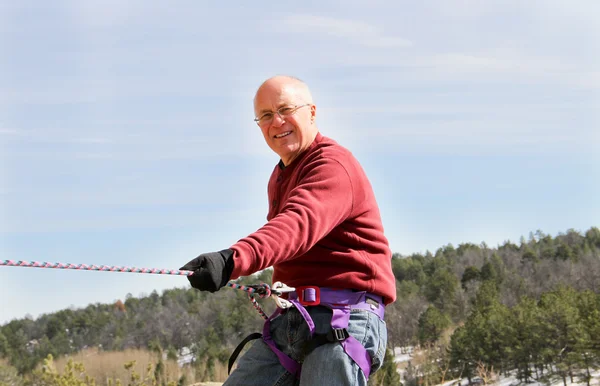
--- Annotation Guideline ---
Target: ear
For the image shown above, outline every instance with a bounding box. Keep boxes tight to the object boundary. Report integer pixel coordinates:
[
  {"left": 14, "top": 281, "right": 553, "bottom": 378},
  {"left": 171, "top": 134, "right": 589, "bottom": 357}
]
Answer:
[{"left": 310, "top": 104, "right": 316, "bottom": 122}]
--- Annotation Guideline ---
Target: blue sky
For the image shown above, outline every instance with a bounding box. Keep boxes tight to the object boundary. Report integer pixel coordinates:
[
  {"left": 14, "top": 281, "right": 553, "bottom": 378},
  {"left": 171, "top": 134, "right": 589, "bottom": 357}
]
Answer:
[{"left": 1, "top": 0, "right": 598, "bottom": 324}]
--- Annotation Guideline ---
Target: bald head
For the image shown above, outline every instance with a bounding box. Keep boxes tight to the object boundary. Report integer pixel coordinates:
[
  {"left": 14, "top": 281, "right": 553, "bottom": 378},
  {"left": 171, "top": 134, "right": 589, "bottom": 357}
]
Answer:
[{"left": 254, "top": 75, "right": 314, "bottom": 110}]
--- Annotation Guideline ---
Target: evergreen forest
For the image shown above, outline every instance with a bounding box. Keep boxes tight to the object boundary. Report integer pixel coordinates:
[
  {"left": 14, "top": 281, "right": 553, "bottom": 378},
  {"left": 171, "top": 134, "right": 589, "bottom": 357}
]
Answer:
[{"left": 1, "top": 227, "right": 599, "bottom": 385}]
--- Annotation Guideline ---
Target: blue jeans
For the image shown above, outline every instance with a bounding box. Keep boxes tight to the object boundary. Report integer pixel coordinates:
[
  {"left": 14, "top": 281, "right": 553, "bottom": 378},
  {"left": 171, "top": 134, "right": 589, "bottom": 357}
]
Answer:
[{"left": 223, "top": 305, "right": 388, "bottom": 386}]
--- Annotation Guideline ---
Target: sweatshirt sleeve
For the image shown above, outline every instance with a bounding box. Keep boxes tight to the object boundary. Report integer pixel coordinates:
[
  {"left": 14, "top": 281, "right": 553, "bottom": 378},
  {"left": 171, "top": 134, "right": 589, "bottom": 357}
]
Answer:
[{"left": 229, "top": 156, "right": 354, "bottom": 279}]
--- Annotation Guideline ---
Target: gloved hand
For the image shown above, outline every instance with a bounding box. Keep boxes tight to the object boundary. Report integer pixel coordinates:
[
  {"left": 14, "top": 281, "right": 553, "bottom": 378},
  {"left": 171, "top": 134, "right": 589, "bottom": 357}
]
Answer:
[{"left": 179, "top": 249, "right": 235, "bottom": 292}]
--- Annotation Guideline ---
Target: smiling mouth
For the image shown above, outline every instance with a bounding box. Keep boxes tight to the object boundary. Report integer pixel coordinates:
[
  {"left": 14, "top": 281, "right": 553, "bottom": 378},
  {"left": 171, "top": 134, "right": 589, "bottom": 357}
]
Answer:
[{"left": 274, "top": 131, "right": 292, "bottom": 139}]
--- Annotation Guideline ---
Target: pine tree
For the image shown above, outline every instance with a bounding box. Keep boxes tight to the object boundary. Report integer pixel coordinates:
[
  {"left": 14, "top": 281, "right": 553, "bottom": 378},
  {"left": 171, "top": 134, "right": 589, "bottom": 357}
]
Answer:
[
  {"left": 510, "top": 296, "right": 543, "bottom": 381},
  {"left": 538, "top": 286, "right": 581, "bottom": 385},
  {"left": 461, "top": 266, "right": 481, "bottom": 290},
  {"left": 0, "top": 331, "right": 9, "bottom": 358},
  {"left": 417, "top": 306, "right": 451, "bottom": 346},
  {"left": 449, "top": 326, "right": 474, "bottom": 384}
]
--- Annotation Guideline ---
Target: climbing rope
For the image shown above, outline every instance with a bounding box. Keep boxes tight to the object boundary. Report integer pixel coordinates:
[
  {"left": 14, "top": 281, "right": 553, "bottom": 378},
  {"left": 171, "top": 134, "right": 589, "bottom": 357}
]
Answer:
[
  {"left": 0, "top": 259, "right": 279, "bottom": 320},
  {"left": 225, "top": 282, "right": 272, "bottom": 319}
]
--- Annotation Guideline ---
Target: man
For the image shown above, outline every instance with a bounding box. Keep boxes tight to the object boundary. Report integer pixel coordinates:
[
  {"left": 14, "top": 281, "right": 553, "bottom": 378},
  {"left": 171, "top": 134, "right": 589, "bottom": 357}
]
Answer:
[{"left": 180, "top": 75, "right": 396, "bottom": 385}]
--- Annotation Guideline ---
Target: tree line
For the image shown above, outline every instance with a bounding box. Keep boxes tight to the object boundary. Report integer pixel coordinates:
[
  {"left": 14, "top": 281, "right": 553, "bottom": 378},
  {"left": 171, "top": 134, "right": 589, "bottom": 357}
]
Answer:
[
  {"left": 386, "top": 227, "right": 600, "bottom": 385},
  {"left": 1, "top": 227, "right": 599, "bottom": 385}
]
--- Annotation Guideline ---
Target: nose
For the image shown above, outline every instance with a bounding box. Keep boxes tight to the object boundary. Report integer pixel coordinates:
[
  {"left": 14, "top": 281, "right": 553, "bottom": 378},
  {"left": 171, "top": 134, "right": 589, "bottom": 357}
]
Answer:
[{"left": 271, "top": 112, "right": 285, "bottom": 127}]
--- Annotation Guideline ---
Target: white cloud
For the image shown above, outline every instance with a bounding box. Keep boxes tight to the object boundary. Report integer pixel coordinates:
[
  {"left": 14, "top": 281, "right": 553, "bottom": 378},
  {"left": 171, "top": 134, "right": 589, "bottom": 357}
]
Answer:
[
  {"left": 304, "top": 50, "right": 599, "bottom": 92},
  {"left": 282, "top": 14, "right": 413, "bottom": 48},
  {"left": 571, "top": 71, "right": 600, "bottom": 90},
  {"left": 67, "top": 0, "right": 143, "bottom": 28},
  {"left": 0, "top": 207, "right": 263, "bottom": 234},
  {"left": 0, "top": 128, "right": 20, "bottom": 135},
  {"left": 68, "top": 137, "right": 113, "bottom": 144},
  {"left": 0, "top": 126, "right": 272, "bottom": 160}
]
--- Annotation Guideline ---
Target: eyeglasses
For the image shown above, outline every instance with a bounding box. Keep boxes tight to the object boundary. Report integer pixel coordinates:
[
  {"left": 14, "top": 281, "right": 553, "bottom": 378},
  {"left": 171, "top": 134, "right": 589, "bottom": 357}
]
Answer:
[{"left": 254, "top": 104, "right": 311, "bottom": 126}]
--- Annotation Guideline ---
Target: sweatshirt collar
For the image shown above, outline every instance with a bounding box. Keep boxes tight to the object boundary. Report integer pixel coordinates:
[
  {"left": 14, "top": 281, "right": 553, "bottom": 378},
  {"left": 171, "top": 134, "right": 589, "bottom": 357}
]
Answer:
[{"left": 278, "top": 132, "right": 323, "bottom": 170}]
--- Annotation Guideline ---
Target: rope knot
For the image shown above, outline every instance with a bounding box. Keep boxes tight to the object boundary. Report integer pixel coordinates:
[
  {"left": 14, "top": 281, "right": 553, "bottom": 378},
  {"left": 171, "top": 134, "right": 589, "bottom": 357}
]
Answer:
[{"left": 255, "top": 283, "right": 272, "bottom": 298}]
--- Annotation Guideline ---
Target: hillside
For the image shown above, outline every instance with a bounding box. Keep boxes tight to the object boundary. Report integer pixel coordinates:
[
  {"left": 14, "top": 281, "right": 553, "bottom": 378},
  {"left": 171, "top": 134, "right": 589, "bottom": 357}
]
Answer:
[{"left": 1, "top": 227, "right": 599, "bottom": 385}]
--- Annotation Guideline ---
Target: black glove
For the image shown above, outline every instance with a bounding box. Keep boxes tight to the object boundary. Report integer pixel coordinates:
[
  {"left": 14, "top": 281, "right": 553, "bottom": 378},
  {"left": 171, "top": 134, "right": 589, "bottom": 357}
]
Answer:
[{"left": 179, "top": 249, "right": 235, "bottom": 292}]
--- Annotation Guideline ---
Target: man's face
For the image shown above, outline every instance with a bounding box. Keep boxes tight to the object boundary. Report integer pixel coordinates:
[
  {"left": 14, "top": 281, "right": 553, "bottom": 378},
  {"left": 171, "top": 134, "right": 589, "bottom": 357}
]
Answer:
[{"left": 253, "top": 81, "right": 316, "bottom": 165}]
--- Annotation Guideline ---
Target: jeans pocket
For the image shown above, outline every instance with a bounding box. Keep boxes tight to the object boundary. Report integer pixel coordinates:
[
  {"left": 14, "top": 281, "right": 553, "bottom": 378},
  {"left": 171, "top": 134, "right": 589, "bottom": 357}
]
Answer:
[
  {"left": 370, "top": 317, "right": 387, "bottom": 373},
  {"left": 348, "top": 310, "right": 388, "bottom": 374}
]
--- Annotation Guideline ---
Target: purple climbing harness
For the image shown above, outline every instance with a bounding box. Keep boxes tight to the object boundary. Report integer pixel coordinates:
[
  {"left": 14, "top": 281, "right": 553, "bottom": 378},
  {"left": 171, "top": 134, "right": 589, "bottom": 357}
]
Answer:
[{"left": 229, "top": 285, "right": 386, "bottom": 379}]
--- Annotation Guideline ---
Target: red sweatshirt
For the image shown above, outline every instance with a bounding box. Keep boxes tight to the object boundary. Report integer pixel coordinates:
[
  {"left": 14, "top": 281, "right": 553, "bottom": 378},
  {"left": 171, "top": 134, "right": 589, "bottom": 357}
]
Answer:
[{"left": 230, "top": 132, "right": 397, "bottom": 305}]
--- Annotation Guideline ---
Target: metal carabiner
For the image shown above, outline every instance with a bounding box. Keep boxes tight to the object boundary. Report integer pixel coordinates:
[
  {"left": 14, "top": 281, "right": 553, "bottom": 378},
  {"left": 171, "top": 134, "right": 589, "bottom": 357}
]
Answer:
[{"left": 270, "top": 281, "right": 296, "bottom": 309}]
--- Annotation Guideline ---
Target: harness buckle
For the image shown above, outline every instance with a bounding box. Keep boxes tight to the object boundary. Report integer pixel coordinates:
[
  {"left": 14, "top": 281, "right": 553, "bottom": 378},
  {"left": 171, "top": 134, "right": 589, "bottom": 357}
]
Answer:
[
  {"left": 329, "top": 328, "right": 350, "bottom": 342},
  {"left": 295, "top": 286, "right": 320, "bottom": 306}
]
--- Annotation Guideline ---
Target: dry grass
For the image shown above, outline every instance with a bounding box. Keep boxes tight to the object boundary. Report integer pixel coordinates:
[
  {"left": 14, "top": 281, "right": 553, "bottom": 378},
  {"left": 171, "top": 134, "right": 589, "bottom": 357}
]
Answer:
[
  {"left": 200, "top": 362, "right": 229, "bottom": 383},
  {"left": 46, "top": 348, "right": 231, "bottom": 385},
  {"left": 50, "top": 348, "right": 190, "bottom": 385}
]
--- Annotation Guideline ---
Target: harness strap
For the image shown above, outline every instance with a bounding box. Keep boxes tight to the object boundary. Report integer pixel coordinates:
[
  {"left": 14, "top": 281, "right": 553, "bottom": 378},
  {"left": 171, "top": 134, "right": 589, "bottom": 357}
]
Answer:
[
  {"left": 261, "top": 308, "right": 302, "bottom": 376},
  {"left": 227, "top": 307, "right": 302, "bottom": 376},
  {"left": 288, "top": 289, "right": 383, "bottom": 379},
  {"left": 301, "top": 326, "right": 349, "bottom": 355},
  {"left": 331, "top": 307, "right": 373, "bottom": 379},
  {"left": 227, "top": 287, "right": 385, "bottom": 379},
  {"left": 227, "top": 332, "right": 262, "bottom": 374}
]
